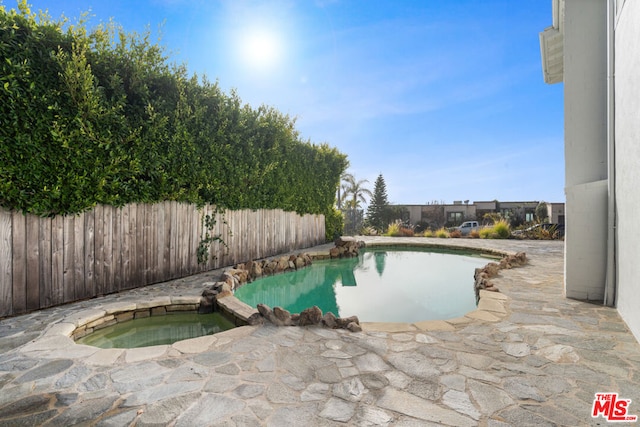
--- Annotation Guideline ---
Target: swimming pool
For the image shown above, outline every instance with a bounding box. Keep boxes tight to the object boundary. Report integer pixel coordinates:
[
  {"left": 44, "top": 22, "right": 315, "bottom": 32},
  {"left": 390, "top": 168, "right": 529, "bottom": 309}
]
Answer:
[{"left": 234, "top": 247, "right": 490, "bottom": 323}]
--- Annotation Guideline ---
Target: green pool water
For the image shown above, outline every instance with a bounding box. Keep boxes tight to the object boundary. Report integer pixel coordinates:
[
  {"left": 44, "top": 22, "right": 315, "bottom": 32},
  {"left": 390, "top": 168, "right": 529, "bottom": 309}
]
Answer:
[
  {"left": 76, "top": 312, "right": 235, "bottom": 348},
  {"left": 234, "top": 247, "right": 491, "bottom": 323}
]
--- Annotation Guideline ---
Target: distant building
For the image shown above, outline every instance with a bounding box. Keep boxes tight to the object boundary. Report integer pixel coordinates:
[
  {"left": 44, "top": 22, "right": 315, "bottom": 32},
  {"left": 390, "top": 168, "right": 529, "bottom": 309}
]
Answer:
[{"left": 397, "top": 200, "right": 563, "bottom": 229}]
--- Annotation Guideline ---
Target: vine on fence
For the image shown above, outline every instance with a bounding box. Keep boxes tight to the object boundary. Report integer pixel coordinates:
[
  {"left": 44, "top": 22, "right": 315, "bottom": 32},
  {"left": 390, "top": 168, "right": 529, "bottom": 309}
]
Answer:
[{"left": 197, "top": 208, "right": 230, "bottom": 264}]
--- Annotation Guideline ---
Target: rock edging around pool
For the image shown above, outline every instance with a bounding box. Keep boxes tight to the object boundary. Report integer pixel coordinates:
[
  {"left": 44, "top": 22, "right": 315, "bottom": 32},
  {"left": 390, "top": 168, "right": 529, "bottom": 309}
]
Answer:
[
  {"left": 201, "top": 237, "right": 365, "bottom": 331},
  {"left": 473, "top": 251, "right": 528, "bottom": 299},
  {"left": 203, "top": 238, "right": 527, "bottom": 333}
]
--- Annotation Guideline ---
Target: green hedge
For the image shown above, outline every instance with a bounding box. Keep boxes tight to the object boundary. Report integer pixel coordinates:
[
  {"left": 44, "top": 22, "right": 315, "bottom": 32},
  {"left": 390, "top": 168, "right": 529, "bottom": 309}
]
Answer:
[{"left": 0, "top": 2, "right": 347, "bottom": 228}]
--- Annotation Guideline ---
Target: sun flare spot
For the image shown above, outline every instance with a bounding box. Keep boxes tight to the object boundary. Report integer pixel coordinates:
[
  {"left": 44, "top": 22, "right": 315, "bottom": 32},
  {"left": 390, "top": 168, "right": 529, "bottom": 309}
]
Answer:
[{"left": 240, "top": 30, "right": 282, "bottom": 69}]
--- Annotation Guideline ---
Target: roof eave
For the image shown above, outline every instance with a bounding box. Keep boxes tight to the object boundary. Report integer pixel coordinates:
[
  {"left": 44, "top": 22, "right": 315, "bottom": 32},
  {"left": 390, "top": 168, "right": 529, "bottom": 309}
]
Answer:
[{"left": 540, "top": 0, "right": 565, "bottom": 84}]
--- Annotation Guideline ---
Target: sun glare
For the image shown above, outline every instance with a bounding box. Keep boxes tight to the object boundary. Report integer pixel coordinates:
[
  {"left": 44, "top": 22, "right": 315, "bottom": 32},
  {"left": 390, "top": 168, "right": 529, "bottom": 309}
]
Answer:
[{"left": 240, "top": 30, "right": 282, "bottom": 69}]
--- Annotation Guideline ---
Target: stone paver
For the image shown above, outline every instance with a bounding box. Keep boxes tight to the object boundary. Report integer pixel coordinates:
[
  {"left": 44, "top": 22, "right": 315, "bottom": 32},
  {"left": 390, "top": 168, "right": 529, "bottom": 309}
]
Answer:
[{"left": 0, "top": 238, "right": 639, "bottom": 426}]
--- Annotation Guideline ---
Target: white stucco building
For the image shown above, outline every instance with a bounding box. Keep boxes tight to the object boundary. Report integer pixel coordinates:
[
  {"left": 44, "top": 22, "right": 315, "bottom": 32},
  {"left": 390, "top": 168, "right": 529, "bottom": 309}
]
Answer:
[{"left": 540, "top": 0, "right": 640, "bottom": 342}]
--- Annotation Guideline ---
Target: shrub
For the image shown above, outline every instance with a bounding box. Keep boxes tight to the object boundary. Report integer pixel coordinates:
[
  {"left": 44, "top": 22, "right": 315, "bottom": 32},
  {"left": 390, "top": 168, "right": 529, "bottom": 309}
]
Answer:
[
  {"left": 479, "top": 227, "right": 494, "bottom": 239},
  {"left": 435, "top": 227, "right": 449, "bottom": 238},
  {"left": 385, "top": 221, "right": 401, "bottom": 236},
  {"left": 535, "top": 226, "right": 558, "bottom": 240},
  {"left": 360, "top": 226, "right": 377, "bottom": 236},
  {"left": 399, "top": 227, "right": 415, "bottom": 237},
  {"left": 521, "top": 224, "right": 562, "bottom": 240},
  {"left": 414, "top": 221, "right": 430, "bottom": 233},
  {"left": 449, "top": 229, "right": 462, "bottom": 238},
  {"left": 423, "top": 229, "right": 434, "bottom": 237},
  {"left": 469, "top": 230, "right": 480, "bottom": 239},
  {"left": 324, "top": 207, "right": 344, "bottom": 241},
  {"left": 479, "top": 220, "right": 510, "bottom": 239},
  {"left": 493, "top": 220, "right": 511, "bottom": 239}
]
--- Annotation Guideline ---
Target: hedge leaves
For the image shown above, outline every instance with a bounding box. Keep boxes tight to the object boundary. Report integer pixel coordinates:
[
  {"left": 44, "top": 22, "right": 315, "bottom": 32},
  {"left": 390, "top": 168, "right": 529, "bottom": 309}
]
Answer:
[{"left": 0, "top": 1, "right": 348, "bottom": 226}]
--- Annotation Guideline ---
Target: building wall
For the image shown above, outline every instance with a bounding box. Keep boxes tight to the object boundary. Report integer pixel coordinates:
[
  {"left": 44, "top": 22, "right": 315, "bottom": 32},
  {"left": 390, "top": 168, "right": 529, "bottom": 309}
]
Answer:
[
  {"left": 443, "top": 204, "right": 476, "bottom": 225},
  {"left": 397, "top": 200, "right": 563, "bottom": 228},
  {"left": 614, "top": 0, "right": 640, "bottom": 342},
  {"left": 474, "top": 201, "right": 497, "bottom": 211},
  {"left": 563, "top": 0, "right": 608, "bottom": 301},
  {"left": 547, "top": 203, "right": 565, "bottom": 224},
  {"left": 403, "top": 205, "right": 424, "bottom": 227}
]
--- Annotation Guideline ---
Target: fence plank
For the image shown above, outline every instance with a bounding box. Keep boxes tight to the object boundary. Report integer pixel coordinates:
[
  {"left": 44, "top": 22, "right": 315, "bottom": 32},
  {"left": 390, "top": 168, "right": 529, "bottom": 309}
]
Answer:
[
  {"left": 219, "top": 207, "right": 229, "bottom": 267},
  {"left": 173, "top": 203, "right": 181, "bottom": 276},
  {"left": 251, "top": 210, "right": 259, "bottom": 261},
  {"left": 0, "top": 209, "right": 12, "bottom": 317},
  {"left": 160, "top": 202, "right": 170, "bottom": 279},
  {"left": 148, "top": 204, "right": 155, "bottom": 282},
  {"left": 25, "top": 214, "right": 39, "bottom": 311},
  {"left": 144, "top": 204, "right": 158, "bottom": 284},
  {"left": 62, "top": 215, "right": 75, "bottom": 302},
  {"left": 180, "top": 204, "right": 190, "bottom": 276},
  {"left": 132, "top": 203, "right": 139, "bottom": 288},
  {"left": 177, "top": 203, "right": 186, "bottom": 276},
  {"left": 206, "top": 205, "right": 215, "bottom": 269},
  {"left": 236, "top": 210, "right": 243, "bottom": 262},
  {"left": 212, "top": 205, "right": 220, "bottom": 269},
  {"left": 198, "top": 205, "right": 208, "bottom": 271},
  {"left": 11, "top": 212, "right": 26, "bottom": 314},
  {"left": 103, "top": 206, "right": 114, "bottom": 294},
  {"left": 121, "top": 205, "right": 132, "bottom": 290},
  {"left": 85, "top": 207, "right": 96, "bottom": 297},
  {"left": 39, "top": 217, "right": 51, "bottom": 308},
  {"left": 190, "top": 205, "right": 199, "bottom": 274},
  {"left": 51, "top": 215, "right": 64, "bottom": 306},
  {"left": 73, "top": 213, "right": 85, "bottom": 299},
  {"left": 169, "top": 202, "right": 177, "bottom": 278},
  {"left": 231, "top": 210, "right": 238, "bottom": 265},
  {"left": 184, "top": 204, "right": 192, "bottom": 275},
  {"left": 148, "top": 203, "right": 157, "bottom": 283},
  {"left": 142, "top": 203, "right": 151, "bottom": 284},
  {"left": 214, "top": 207, "right": 221, "bottom": 268},
  {"left": 135, "top": 204, "right": 145, "bottom": 287},
  {"left": 145, "top": 203, "right": 152, "bottom": 282},
  {"left": 181, "top": 203, "right": 189, "bottom": 275},
  {"left": 112, "top": 207, "right": 123, "bottom": 293}
]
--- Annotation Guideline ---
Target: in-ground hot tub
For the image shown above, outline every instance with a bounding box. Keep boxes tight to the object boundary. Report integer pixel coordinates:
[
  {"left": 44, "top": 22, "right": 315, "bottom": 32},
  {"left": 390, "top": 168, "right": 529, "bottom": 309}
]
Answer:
[{"left": 65, "top": 297, "right": 235, "bottom": 349}]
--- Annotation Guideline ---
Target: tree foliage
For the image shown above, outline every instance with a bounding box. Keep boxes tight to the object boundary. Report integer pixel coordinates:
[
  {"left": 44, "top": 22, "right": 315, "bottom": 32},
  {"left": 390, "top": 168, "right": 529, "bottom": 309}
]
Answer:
[
  {"left": 535, "top": 202, "right": 549, "bottom": 223},
  {"left": 366, "top": 174, "right": 390, "bottom": 232},
  {"left": 338, "top": 173, "right": 370, "bottom": 235},
  {"left": 336, "top": 171, "right": 353, "bottom": 210},
  {"left": 341, "top": 175, "right": 371, "bottom": 209},
  {"left": 0, "top": 2, "right": 348, "bottom": 225}
]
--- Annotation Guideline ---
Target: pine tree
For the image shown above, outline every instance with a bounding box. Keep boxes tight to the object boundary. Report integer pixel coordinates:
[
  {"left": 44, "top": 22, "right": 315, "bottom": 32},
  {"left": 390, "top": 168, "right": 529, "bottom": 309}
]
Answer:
[{"left": 366, "top": 174, "right": 390, "bottom": 232}]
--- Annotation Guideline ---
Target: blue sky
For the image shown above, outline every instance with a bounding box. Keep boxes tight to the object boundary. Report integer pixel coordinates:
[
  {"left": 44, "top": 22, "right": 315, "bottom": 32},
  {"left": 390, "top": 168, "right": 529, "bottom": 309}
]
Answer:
[{"left": 15, "top": 0, "right": 564, "bottom": 205}]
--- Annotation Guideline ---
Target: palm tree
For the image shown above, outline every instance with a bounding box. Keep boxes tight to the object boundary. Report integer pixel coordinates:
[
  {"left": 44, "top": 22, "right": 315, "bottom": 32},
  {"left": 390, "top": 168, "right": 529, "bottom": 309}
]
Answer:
[
  {"left": 336, "top": 172, "right": 354, "bottom": 210},
  {"left": 343, "top": 175, "right": 372, "bottom": 209},
  {"left": 342, "top": 174, "right": 372, "bottom": 234}
]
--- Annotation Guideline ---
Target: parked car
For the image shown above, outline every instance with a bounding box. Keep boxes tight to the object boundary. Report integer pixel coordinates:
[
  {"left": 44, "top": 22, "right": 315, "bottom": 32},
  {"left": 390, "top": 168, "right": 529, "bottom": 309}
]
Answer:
[{"left": 456, "top": 221, "right": 481, "bottom": 236}]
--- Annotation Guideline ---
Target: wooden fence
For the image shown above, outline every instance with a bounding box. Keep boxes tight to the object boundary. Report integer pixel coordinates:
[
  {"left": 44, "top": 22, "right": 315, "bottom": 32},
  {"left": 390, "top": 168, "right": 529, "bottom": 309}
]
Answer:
[{"left": 0, "top": 202, "right": 325, "bottom": 318}]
